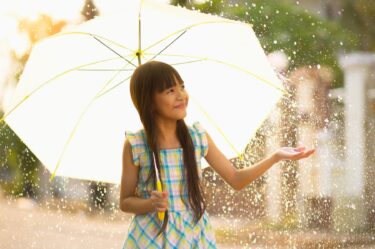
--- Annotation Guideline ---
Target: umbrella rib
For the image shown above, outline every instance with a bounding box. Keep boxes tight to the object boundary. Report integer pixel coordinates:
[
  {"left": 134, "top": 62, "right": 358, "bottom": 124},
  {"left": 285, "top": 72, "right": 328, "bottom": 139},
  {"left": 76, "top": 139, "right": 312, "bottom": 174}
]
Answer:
[
  {"left": 95, "top": 74, "right": 132, "bottom": 100},
  {"left": 169, "top": 59, "right": 207, "bottom": 66},
  {"left": 190, "top": 95, "right": 242, "bottom": 158},
  {"left": 49, "top": 56, "right": 138, "bottom": 181},
  {"left": 77, "top": 68, "right": 135, "bottom": 71},
  {"left": 91, "top": 34, "right": 137, "bottom": 68},
  {"left": 138, "top": 0, "right": 142, "bottom": 65},
  {"left": 148, "top": 30, "right": 188, "bottom": 61},
  {"left": 0, "top": 56, "right": 126, "bottom": 125},
  {"left": 143, "top": 20, "right": 238, "bottom": 52},
  {"left": 51, "top": 31, "right": 135, "bottom": 53}
]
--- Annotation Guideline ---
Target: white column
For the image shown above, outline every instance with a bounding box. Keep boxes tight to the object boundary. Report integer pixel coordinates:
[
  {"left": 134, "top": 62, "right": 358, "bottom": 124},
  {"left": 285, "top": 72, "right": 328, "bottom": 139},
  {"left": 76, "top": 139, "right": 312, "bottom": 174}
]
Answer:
[{"left": 339, "top": 53, "right": 375, "bottom": 196}]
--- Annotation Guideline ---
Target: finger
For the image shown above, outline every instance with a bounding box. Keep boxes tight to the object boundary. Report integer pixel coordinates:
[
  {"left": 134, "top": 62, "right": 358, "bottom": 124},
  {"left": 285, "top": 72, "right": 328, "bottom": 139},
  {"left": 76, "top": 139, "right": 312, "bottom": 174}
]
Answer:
[
  {"left": 301, "top": 149, "right": 315, "bottom": 156},
  {"left": 294, "top": 146, "right": 306, "bottom": 152},
  {"left": 290, "top": 151, "right": 305, "bottom": 159},
  {"left": 295, "top": 147, "right": 316, "bottom": 157},
  {"left": 156, "top": 207, "right": 167, "bottom": 212},
  {"left": 293, "top": 154, "right": 304, "bottom": 160},
  {"left": 290, "top": 150, "right": 304, "bottom": 157},
  {"left": 162, "top": 191, "right": 169, "bottom": 198},
  {"left": 152, "top": 196, "right": 166, "bottom": 204},
  {"left": 296, "top": 150, "right": 315, "bottom": 160},
  {"left": 282, "top": 147, "right": 304, "bottom": 155},
  {"left": 154, "top": 202, "right": 168, "bottom": 209},
  {"left": 304, "top": 149, "right": 315, "bottom": 157},
  {"left": 151, "top": 191, "right": 163, "bottom": 198}
]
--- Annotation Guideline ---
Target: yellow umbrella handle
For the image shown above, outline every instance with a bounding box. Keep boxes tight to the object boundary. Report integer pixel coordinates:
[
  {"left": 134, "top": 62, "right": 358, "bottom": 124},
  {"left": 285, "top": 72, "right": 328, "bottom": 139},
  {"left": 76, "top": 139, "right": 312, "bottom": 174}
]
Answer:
[
  {"left": 152, "top": 152, "right": 165, "bottom": 221},
  {"left": 156, "top": 180, "right": 165, "bottom": 221}
]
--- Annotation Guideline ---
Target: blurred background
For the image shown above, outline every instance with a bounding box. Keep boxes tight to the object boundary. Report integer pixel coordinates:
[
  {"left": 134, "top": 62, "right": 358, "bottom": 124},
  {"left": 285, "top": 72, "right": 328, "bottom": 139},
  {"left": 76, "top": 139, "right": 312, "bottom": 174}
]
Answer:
[{"left": 0, "top": 0, "right": 374, "bottom": 248}]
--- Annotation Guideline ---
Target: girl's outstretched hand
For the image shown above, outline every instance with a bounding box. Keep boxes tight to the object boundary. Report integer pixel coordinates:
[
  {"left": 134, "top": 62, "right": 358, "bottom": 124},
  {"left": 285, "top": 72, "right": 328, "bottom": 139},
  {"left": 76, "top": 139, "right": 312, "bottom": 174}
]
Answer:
[{"left": 274, "top": 146, "right": 315, "bottom": 161}]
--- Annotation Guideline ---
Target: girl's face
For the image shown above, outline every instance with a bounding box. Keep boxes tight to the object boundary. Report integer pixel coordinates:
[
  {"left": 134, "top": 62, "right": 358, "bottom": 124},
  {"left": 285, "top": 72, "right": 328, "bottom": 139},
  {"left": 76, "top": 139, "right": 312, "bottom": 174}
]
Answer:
[{"left": 153, "top": 77, "right": 189, "bottom": 121}]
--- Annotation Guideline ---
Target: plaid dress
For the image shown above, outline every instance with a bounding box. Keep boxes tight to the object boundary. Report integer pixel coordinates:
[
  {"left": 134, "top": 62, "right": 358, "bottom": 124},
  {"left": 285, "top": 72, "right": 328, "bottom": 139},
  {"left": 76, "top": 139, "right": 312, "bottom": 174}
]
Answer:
[{"left": 122, "top": 122, "right": 217, "bottom": 249}]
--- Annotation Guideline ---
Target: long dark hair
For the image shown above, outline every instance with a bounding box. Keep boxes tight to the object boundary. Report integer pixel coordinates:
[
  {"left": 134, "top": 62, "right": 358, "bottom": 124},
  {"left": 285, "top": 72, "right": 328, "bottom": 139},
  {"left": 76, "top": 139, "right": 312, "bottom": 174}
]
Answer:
[{"left": 129, "top": 61, "right": 206, "bottom": 235}]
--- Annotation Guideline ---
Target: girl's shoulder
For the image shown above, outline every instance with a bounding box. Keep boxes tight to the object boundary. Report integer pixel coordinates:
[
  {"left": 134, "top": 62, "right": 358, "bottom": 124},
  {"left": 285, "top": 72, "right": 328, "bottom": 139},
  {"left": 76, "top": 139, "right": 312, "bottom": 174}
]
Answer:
[
  {"left": 188, "top": 121, "right": 206, "bottom": 135},
  {"left": 125, "top": 128, "right": 147, "bottom": 146},
  {"left": 188, "top": 121, "right": 209, "bottom": 157},
  {"left": 124, "top": 129, "right": 147, "bottom": 167}
]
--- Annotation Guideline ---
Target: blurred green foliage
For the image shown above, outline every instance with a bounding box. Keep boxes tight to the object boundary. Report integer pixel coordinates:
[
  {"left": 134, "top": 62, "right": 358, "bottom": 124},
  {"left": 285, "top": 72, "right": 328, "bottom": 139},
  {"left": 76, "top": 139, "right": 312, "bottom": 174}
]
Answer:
[
  {"left": 340, "top": 0, "right": 375, "bottom": 51},
  {"left": 172, "top": 0, "right": 359, "bottom": 88},
  {"left": 0, "top": 114, "right": 40, "bottom": 198}
]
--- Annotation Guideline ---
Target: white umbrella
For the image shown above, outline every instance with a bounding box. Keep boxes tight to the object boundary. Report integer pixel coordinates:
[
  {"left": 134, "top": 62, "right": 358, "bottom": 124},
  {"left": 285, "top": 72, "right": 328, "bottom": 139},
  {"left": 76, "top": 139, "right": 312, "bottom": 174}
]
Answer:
[{"left": 2, "top": 0, "right": 284, "bottom": 184}]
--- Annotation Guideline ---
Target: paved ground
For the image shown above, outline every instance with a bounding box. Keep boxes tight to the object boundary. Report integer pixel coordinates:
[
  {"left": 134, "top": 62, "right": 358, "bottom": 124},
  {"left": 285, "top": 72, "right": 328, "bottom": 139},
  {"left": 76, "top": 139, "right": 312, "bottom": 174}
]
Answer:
[
  {"left": 0, "top": 197, "right": 129, "bottom": 249},
  {"left": 0, "top": 197, "right": 243, "bottom": 249},
  {"left": 1, "top": 196, "right": 374, "bottom": 249}
]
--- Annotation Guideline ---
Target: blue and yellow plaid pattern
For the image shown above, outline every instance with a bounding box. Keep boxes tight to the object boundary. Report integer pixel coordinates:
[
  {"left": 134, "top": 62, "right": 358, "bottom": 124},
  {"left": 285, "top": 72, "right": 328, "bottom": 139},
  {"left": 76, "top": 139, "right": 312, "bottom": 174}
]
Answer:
[{"left": 122, "top": 122, "right": 216, "bottom": 248}]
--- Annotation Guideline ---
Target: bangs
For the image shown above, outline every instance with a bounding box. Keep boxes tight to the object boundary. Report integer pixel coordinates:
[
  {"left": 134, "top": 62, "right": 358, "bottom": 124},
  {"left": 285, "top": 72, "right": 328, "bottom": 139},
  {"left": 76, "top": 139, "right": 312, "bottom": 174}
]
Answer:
[{"left": 152, "top": 63, "right": 184, "bottom": 92}]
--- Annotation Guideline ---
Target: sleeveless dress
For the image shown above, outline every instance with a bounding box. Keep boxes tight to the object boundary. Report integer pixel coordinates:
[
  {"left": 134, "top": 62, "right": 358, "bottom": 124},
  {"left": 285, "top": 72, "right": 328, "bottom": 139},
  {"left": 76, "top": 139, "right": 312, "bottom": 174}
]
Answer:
[{"left": 122, "top": 122, "right": 217, "bottom": 249}]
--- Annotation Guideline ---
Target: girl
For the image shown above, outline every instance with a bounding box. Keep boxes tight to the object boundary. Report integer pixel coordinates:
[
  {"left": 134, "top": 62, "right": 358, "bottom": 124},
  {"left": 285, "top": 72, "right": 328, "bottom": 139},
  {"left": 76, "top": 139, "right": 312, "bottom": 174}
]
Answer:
[{"left": 120, "top": 61, "right": 315, "bottom": 248}]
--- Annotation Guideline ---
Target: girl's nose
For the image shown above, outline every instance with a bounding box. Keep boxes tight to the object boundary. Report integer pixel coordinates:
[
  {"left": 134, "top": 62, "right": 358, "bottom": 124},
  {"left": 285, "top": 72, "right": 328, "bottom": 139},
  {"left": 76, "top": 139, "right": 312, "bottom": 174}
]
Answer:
[{"left": 176, "top": 89, "right": 185, "bottom": 99}]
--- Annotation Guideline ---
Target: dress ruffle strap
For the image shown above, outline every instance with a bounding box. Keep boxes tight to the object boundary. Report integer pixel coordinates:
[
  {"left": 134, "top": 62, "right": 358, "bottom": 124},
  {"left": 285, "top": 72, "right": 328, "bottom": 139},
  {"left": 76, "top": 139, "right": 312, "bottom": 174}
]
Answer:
[
  {"left": 125, "top": 130, "right": 146, "bottom": 167},
  {"left": 191, "top": 121, "right": 209, "bottom": 158}
]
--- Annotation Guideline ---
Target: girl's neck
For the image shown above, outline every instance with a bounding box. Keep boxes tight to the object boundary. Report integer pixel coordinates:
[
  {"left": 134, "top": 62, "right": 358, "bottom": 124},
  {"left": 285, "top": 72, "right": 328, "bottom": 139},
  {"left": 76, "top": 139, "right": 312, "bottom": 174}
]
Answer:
[{"left": 155, "top": 118, "right": 180, "bottom": 149}]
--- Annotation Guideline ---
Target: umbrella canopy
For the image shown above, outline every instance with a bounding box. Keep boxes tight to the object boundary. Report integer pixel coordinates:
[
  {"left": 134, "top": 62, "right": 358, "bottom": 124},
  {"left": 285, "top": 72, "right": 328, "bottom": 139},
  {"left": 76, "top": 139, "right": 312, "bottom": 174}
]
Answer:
[{"left": 2, "top": 0, "right": 284, "bottom": 184}]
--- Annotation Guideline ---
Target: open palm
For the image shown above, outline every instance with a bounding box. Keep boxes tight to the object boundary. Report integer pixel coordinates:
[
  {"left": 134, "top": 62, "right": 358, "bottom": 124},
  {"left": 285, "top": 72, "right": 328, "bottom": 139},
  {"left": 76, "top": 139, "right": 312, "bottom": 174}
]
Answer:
[{"left": 275, "top": 146, "right": 315, "bottom": 161}]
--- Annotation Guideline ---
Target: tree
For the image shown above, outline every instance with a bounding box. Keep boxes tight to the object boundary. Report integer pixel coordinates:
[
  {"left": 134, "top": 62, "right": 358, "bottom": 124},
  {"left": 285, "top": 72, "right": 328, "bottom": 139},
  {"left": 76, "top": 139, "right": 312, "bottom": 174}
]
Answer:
[{"left": 0, "top": 119, "right": 40, "bottom": 198}]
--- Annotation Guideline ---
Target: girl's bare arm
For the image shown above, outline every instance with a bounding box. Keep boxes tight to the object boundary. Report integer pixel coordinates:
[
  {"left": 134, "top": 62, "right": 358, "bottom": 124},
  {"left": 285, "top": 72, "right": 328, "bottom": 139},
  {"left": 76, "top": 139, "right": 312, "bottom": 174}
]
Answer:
[
  {"left": 119, "top": 139, "right": 154, "bottom": 214},
  {"left": 204, "top": 132, "right": 314, "bottom": 191}
]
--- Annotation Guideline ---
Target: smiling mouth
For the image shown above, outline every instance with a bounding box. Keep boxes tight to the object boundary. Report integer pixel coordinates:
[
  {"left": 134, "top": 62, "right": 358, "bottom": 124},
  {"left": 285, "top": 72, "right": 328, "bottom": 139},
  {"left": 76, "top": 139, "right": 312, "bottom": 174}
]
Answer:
[{"left": 174, "top": 104, "right": 185, "bottom": 109}]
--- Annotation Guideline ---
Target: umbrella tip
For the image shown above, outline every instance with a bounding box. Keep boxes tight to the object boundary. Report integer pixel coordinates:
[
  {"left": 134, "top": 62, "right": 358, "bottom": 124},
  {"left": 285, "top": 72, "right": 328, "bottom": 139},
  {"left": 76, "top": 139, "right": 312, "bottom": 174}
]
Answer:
[{"left": 49, "top": 174, "right": 56, "bottom": 183}]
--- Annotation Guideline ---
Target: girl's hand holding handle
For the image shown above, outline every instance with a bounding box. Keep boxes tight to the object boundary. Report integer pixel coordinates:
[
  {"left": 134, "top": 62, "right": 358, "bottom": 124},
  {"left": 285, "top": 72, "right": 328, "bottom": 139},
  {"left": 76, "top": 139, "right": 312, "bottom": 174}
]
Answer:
[
  {"left": 274, "top": 146, "right": 315, "bottom": 162},
  {"left": 150, "top": 190, "right": 169, "bottom": 212}
]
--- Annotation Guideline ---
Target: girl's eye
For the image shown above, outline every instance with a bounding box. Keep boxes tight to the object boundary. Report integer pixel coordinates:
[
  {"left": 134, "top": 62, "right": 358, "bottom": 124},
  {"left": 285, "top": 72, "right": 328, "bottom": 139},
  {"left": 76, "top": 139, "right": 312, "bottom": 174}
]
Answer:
[{"left": 166, "top": 84, "right": 184, "bottom": 94}]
